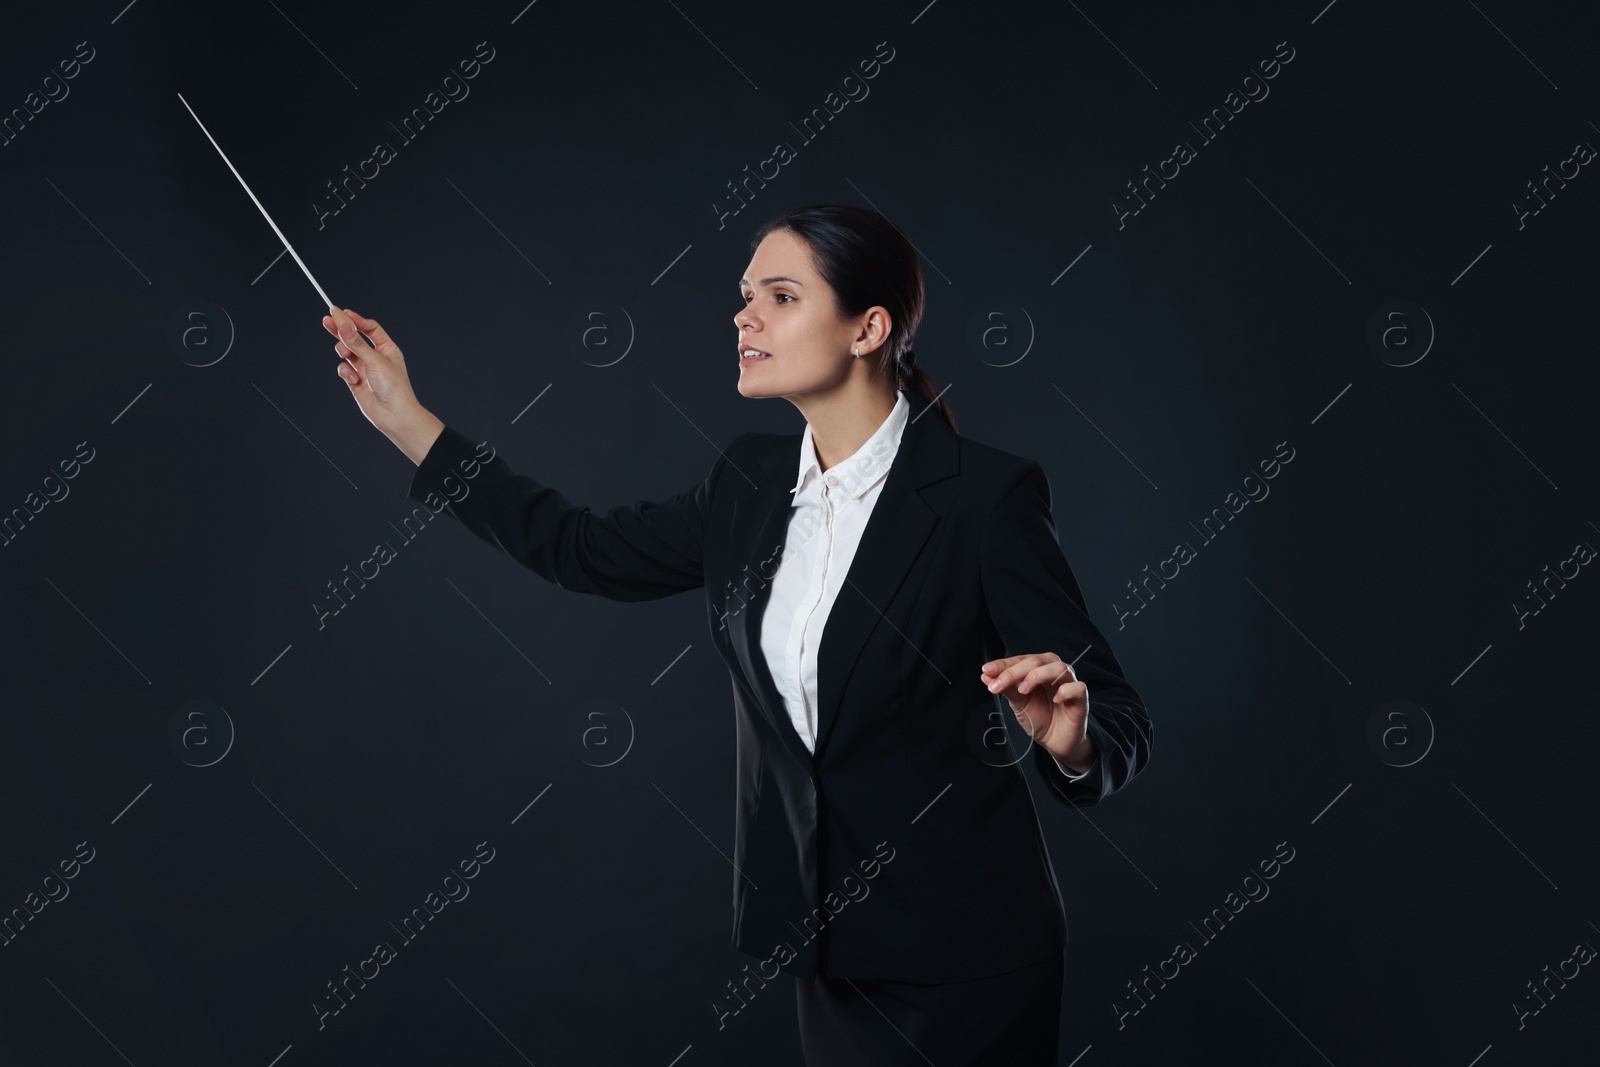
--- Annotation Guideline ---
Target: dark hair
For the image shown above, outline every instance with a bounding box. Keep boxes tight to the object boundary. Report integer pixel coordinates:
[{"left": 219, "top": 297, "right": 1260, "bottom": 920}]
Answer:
[{"left": 748, "top": 203, "right": 956, "bottom": 433}]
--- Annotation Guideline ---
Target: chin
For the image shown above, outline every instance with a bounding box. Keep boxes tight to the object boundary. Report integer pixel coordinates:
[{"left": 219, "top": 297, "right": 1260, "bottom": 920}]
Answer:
[{"left": 736, "top": 370, "right": 787, "bottom": 398}]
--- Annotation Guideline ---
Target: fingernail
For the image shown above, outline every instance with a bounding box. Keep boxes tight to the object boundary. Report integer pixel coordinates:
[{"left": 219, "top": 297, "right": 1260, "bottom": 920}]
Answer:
[{"left": 340, "top": 322, "right": 354, "bottom": 339}]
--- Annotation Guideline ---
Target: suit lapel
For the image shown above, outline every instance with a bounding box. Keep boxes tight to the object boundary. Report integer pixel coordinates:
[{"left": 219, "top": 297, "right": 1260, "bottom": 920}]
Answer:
[
  {"left": 728, "top": 455, "right": 817, "bottom": 773},
  {"left": 813, "top": 403, "right": 958, "bottom": 758},
  {"left": 727, "top": 399, "right": 961, "bottom": 768}
]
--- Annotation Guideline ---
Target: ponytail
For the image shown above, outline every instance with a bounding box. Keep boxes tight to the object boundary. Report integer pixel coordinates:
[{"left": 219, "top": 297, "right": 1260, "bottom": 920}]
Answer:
[{"left": 891, "top": 347, "right": 956, "bottom": 433}]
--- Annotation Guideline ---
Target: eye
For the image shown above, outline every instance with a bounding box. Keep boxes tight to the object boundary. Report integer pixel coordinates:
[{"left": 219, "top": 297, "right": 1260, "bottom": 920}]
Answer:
[{"left": 775, "top": 292, "right": 794, "bottom": 303}]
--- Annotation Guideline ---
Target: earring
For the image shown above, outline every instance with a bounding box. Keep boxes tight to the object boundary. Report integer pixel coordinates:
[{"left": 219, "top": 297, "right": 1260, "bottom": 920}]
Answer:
[{"left": 853, "top": 347, "right": 860, "bottom": 359}]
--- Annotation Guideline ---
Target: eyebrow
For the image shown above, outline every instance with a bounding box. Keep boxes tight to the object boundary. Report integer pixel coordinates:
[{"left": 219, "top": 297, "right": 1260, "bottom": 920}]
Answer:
[{"left": 738, "top": 276, "right": 805, "bottom": 288}]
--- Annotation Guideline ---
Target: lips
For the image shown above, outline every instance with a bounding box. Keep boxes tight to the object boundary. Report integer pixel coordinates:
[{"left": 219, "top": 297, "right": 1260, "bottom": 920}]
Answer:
[{"left": 739, "top": 344, "right": 772, "bottom": 362}]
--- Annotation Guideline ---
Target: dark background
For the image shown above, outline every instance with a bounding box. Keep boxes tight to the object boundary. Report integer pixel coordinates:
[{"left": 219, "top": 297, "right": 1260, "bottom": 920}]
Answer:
[{"left": 2, "top": 0, "right": 1596, "bottom": 1063}]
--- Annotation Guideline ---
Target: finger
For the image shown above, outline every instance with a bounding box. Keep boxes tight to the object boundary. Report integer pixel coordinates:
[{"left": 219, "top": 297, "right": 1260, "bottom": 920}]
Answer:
[
  {"left": 985, "top": 655, "right": 1047, "bottom": 692},
  {"left": 322, "top": 314, "right": 354, "bottom": 342},
  {"left": 1052, "top": 678, "right": 1086, "bottom": 703},
  {"left": 1017, "top": 660, "right": 1067, "bottom": 693},
  {"left": 328, "top": 305, "right": 373, "bottom": 352},
  {"left": 343, "top": 309, "right": 395, "bottom": 352},
  {"left": 981, "top": 651, "right": 1058, "bottom": 675},
  {"left": 980, "top": 654, "right": 1037, "bottom": 679},
  {"left": 1018, "top": 662, "right": 1068, "bottom": 694}
]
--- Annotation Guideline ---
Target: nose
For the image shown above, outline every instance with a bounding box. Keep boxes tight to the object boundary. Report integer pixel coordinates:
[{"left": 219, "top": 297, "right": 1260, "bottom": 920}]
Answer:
[{"left": 734, "top": 302, "right": 759, "bottom": 333}]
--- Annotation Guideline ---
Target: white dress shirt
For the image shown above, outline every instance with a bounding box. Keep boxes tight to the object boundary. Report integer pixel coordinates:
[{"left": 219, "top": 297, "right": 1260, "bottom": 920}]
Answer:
[{"left": 758, "top": 390, "right": 1090, "bottom": 779}]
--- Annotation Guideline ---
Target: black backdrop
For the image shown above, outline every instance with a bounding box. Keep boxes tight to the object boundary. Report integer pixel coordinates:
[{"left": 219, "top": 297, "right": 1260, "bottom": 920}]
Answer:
[{"left": 2, "top": 1, "right": 1597, "bottom": 1064}]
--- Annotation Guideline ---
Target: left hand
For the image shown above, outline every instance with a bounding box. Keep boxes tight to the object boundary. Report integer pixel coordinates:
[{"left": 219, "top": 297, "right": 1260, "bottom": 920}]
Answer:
[{"left": 979, "top": 653, "right": 1095, "bottom": 772}]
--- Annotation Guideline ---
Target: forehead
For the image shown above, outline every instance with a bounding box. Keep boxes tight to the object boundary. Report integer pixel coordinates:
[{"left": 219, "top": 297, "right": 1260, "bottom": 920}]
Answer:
[{"left": 740, "top": 230, "right": 813, "bottom": 286}]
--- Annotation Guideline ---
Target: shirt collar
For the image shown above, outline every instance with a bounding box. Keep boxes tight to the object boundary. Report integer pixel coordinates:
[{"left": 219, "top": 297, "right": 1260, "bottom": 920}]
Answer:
[{"left": 791, "top": 390, "right": 912, "bottom": 501}]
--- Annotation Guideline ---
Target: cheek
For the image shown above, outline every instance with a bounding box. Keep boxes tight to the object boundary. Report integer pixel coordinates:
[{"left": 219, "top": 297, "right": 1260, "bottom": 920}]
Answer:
[{"left": 792, "top": 315, "right": 836, "bottom": 357}]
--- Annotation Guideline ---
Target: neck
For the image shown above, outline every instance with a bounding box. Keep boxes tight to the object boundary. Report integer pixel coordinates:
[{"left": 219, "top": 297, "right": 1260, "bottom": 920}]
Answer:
[{"left": 793, "top": 380, "right": 899, "bottom": 473}]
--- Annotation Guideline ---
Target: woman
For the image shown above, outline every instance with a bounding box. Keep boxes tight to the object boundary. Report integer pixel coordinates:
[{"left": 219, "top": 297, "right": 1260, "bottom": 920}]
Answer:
[{"left": 322, "top": 203, "right": 1151, "bottom": 1065}]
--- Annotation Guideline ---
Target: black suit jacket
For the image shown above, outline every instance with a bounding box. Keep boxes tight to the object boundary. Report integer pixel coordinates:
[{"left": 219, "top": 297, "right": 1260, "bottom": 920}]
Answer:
[{"left": 407, "top": 396, "right": 1152, "bottom": 983}]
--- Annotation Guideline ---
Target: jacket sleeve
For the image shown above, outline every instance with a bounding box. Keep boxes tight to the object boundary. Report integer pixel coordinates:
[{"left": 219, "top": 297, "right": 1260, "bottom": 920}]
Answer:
[
  {"left": 978, "top": 459, "right": 1153, "bottom": 807},
  {"left": 406, "top": 424, "right": 731, "bottom": 601},
  {"left": 1051, "top": 754, "right": 1093, "bottom": 780}
]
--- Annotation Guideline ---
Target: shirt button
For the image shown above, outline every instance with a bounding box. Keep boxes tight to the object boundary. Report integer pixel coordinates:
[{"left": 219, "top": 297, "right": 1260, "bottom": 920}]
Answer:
[{"left": 825, "top": 475, "right": 838, "bottom": 486}]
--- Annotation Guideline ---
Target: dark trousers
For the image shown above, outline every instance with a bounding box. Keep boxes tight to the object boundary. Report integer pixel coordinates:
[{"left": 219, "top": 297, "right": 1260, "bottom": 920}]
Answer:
[{"left": 794, "top": 950, "right": 1064, "bottom": 1066}]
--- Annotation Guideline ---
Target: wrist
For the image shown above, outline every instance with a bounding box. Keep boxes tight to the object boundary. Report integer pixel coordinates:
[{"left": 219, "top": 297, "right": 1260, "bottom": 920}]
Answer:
[
  {"left": 1051, "top": 731, "right": 1095, "bottom": 775},
  {"left": 388, "top": 406, "right": 446, "bottom": 466}
]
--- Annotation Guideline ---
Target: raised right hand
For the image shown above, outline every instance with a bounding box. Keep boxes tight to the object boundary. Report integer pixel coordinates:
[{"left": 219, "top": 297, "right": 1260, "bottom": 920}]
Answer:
[{"left": 322, "top": 307, "right": 422, "bottom": 433}]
